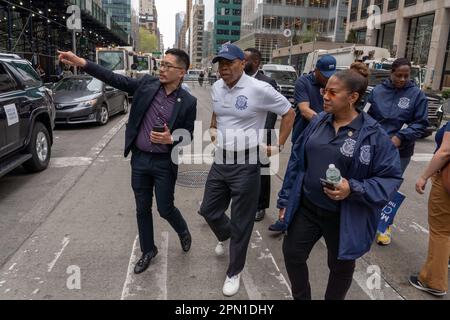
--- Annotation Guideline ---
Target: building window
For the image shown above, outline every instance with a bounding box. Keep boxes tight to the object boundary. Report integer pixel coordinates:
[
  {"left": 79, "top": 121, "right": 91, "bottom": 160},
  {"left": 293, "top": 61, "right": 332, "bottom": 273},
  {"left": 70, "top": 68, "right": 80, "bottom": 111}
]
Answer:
[
  {"left": 404, "top": 0, "right": 417, "bottom": 6},
  {"left": 387, "top": 0, "right": 398, "bottom": 11},
  {"left": 218, "top": 0, "right": 230, "bottom": 3},
  {"left": 360, "top": 0, "right": 370, "bottom": 19},
  {"left": 232, "top": 9, "right": 241, "bottom": 15},
  {"left": 374, "top": 0, "right": 383, "bottom": 13},
  {"left": 232, "top": 21, "right": 241, "bottom": 26},
  {"left": 217, "top": 29, "right": 230, "bottom": 35},
  {"left": 231, "top": 30, "right": 240, "bottom": 36},
  {"left": 440, "top": 31, "right": 450, "bottom": 88},
  {"left": 233, "top": 0, "right": 242, "bottom": 4},
  {"left": 376, "top": 22, "right": 396, "bottom": 54},
  {"left": 350, "top": 0, "right": 358, "bottom": 22},
  {"left": 355, "top": 29, "right": 367, "bottom": 44},
  {"left": 218, "top": 20, "right": 229, "bottom": 25},
  {"left": 405, "top": 14, "right": 434, "bottom": 65}
]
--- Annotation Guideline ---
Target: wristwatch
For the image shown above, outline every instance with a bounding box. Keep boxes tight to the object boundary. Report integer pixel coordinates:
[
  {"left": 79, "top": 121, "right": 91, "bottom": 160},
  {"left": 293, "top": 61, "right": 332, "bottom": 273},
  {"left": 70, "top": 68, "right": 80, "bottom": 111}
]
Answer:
[{"left": 278, "top": 144, "right": 284, "bottom": 152}]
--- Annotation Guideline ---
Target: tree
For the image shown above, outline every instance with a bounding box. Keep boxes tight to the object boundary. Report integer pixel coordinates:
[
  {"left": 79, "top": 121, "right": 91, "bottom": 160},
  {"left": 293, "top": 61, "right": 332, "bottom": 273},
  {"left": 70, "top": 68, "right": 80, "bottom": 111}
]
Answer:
[
  {"left": 139, "top": 27, "right": 158, "bottom": 53},
  {"left": 346, "top": 29, "right": 357, "bottom": 43}
]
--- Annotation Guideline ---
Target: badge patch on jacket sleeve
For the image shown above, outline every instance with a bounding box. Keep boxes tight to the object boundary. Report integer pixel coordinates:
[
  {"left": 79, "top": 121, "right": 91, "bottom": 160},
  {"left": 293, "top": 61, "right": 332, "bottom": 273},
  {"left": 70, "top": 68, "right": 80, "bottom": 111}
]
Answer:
[
  {"left": 359, "top": 145, "right": 371, "bottom": 165},
  {"left": 397, "top": 97, "right": 410, "bottom": 109},
  {"left": 340, "top": 138, "right": 356, "bottom": 157}
]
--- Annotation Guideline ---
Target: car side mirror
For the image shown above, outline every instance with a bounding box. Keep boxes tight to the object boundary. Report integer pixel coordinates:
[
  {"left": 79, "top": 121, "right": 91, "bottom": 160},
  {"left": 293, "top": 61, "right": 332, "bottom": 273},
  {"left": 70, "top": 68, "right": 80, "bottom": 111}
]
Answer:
[{"left": 105, "top": 86, "right": 115, "bottom": 92}]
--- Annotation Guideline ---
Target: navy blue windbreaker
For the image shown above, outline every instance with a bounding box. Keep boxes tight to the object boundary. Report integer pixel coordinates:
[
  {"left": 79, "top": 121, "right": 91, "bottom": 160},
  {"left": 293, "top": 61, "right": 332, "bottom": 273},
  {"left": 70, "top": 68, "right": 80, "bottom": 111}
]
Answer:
[
  {"left": 277, "top": 112, "right": 403, "bottom": 260},
  {"left": 367, "top": 79, "right": 428, "bottom": 157}
]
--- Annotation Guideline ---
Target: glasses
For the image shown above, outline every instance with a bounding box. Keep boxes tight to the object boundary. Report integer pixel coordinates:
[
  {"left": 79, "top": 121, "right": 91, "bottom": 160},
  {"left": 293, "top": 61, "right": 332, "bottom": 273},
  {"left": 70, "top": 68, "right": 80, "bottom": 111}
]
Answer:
[
  {"left": 320, "top": 88, "right": 350, "bottom": 97},
  {"left": 159, "top": 62, "right": 184, "bottom": 71}
]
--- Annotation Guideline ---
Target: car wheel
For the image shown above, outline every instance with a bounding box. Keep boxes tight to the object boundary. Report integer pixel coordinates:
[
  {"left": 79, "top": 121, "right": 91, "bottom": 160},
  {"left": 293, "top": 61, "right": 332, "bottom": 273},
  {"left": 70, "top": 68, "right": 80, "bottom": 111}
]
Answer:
[
  {"left": 121, "top": 97, "right": 129, "bottom": 114},
  {"left": 98, "top": 105, "right": 109, "bottom": 125},
  {"left": 23, "top": 122, "right": 51, "bottom": 172}
]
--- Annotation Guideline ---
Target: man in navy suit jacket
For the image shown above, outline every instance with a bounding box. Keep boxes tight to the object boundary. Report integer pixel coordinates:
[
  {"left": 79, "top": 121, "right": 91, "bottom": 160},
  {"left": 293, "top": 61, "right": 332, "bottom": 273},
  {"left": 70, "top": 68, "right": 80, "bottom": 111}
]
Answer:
[{"left": 58, "top": 48, "right": 197, "bottom": 274}]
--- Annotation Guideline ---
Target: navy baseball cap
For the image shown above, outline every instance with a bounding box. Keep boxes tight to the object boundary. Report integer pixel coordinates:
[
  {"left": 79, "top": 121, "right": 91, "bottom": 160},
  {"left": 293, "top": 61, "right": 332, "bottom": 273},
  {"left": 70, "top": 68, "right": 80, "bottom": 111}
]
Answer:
[
  {"left": 316, "top": 55, "right": 337, "bottom": 78},
  {"left": 212, "top": 44, "right": 245, "bottom": 63}
]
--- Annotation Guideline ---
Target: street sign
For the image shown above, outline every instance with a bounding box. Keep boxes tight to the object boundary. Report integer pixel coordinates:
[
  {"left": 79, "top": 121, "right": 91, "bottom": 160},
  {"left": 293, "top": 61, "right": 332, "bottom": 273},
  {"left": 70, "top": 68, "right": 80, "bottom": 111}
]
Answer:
[
  {"left": 152, "top": 51, "right": 162, "bottom": 55},
  {"left": 283, "top": 29, "right": 292, "bottom": 38}
]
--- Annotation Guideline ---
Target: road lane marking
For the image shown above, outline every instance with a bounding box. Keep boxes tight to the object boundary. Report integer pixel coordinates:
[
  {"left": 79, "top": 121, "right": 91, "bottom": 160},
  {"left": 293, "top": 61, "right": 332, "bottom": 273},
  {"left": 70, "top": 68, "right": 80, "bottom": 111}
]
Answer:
[
  {"left": 410, "top": 222, "right": 429, "bottom": 234},
  {"left": 121, "top": 232, "right": 169, "bottom": 300},
  {"left": 121, "top": 235, "right": 139, "bottom": 300},
  {"left": 47, "top": 236, "right": 70, "bottom": 272},
  {"left": 411, "top": 153, "right": 433, "bottom": 162},
  {"left": 156, "top": 232, "right": 169, "bottom": 300},
  {"left": 49, "top": 157, "right": 92, "bottom": 168},
  {"left": 20, "top": 116, "right": 128, "bottom": 224}
]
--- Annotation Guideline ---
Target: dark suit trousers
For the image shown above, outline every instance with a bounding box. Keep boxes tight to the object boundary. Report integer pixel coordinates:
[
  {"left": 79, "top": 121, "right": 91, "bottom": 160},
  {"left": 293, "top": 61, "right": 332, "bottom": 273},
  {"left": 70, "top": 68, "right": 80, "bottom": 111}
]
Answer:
[
  {"left": 258, "top": 111, "right": 278, "bottom": 210},
  {"left": 131, "top": 149, "right": 188, "bottom": 254},
  {"left": 199, "top": 162, "right": 260, "bottom": 277}
]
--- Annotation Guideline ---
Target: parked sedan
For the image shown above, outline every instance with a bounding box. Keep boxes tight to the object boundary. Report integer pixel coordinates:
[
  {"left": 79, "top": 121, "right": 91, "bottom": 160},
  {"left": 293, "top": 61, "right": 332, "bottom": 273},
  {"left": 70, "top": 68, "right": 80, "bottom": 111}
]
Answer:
[{"left": 53, "top": 76, "right": 128, "bottom": 125}]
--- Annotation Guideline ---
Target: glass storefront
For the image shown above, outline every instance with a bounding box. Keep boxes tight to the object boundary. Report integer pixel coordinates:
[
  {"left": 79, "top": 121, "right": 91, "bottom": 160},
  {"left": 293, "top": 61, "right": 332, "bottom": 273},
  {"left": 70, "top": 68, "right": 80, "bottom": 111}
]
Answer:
[
  {"left": 405, "top": 14, "right": 434, "bottom": 66},
  {"left": 440, "top": 31, "right": 450, "bottom": 89},
  {"left": 376, "top": 22, "right": 396, "bottom": 55}
]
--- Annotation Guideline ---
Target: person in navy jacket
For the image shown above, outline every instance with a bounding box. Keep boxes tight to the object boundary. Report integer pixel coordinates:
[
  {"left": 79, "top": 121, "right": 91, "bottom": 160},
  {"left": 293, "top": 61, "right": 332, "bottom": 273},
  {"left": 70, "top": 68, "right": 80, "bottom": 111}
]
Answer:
[
  {"left": 277, "top": 63, "right": 403, "bottom": 300},
  {"left": 366, "top": 58, "right": 428, "bottom": 245}
]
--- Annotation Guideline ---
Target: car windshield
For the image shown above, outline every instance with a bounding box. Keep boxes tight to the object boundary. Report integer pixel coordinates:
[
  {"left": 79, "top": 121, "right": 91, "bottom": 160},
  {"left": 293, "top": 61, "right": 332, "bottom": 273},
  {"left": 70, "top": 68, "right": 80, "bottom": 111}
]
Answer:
[
  {"left": 135, "top": 56, "right": 149, "bottom": 71},
  {"left": 98, "top": 51, "right": 125, "bottom": 71},
  {"left": 263, "top": 70, "right": 297, "bottom": 84},
  {"left": 368, "top": 70, "right": 390, "bottom": 87},
  {"left": 53, "top": 77, "right": 103, "bottom": 93}
]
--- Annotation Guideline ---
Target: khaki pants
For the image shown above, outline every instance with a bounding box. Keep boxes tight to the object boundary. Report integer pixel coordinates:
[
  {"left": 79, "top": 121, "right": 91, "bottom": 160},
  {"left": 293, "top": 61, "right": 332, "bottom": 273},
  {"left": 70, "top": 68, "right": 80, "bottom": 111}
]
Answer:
[{"left": 419, "top": 173, "right": 450, "bottom": 292}]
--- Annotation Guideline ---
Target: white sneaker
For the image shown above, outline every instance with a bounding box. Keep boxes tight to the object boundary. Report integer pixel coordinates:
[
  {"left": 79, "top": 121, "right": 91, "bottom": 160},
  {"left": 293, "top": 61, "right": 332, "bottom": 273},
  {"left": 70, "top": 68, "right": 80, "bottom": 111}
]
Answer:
[
  {"left": 215, "top": 241, "right": 225, "bottom": 256},
  {"left": 222, "top": 274, "right": 240, "bottom": 297}
]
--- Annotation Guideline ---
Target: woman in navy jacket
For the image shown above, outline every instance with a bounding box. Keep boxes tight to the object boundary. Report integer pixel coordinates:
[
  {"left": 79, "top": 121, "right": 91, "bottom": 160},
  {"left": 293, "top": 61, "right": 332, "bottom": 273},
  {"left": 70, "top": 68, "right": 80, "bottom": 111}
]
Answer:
[
  {"left": 277, "top": 63, "right": 403, "bottom": 300},
  {"left": 366, "top": 58, "right": 429, "bottom": 245}
]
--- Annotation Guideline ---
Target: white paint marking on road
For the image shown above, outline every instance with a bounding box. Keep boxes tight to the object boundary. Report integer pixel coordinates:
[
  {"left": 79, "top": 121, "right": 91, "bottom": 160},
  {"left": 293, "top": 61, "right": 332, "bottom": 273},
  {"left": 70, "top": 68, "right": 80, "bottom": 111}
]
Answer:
[
  {"left": 317, "top": 237, "right": 404, "bottom": 300},
  {"left": 49, "top": 157, "right": 92, "bottom": 168},
  {"left": 32, "top": 289, "right": 39, "bottom": 295},
  {"left": 47, "top": 236, "right": 70, "bottom": 272},
  {"left": 8, "top": 263, "right": 16, "bottom": 271},
  {"left": 410, "top": 222, "right": 429, "bottom": 234},
  {"left": 121, "top": 235, "right": 139, "bottom": 300},
  {"left": 20, "top": 116, "right": 128, "bottom": 224},
  {"left": 86, "top": 117, "right": 128, "bottom": 159},
  {"left": 250, "top": 230, "right": 292, "bottom": 296},
  {"left": 242, "top": 268, "right": 262, "bottom": 300},
  {"left": 352, "top": 259, "right": 404, "bottom": 300},
  {"left": 156, "top": 232, "right": 169, "bottom": 300},
  {"left": 411, "top": 153, "right": 433, "bottom": 162},
  {"left": 4, "top": 288, "right": 10, "bottom": 293}
]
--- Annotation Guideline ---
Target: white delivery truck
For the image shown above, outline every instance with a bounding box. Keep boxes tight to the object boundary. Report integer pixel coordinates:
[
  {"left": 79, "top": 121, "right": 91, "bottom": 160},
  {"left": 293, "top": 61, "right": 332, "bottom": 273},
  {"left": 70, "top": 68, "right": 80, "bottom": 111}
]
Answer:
[
  {"left": 96, "top": 46, "right": 135, "bottom": 77},
  {"left": 261, "top": 64, "right": 298, "bottom": 105},
  {"left": 302, "top": 45, "right": 391, "bottom": 75}
]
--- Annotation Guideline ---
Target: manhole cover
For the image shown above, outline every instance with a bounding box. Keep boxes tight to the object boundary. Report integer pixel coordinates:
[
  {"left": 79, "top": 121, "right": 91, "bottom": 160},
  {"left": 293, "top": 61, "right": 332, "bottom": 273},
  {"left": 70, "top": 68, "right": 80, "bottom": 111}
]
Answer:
[{"left": 177, "top": 170, "right": 209, "bottom": 188}]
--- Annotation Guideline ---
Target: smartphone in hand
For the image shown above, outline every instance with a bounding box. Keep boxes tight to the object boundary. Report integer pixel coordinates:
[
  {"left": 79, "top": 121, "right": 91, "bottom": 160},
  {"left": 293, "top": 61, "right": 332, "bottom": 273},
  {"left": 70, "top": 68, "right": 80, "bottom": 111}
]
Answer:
[
  {"left": 320, "top": 178, "right": 336, "bottom": 190},
  {"left": 152, "top": 124, "right": 165, "bottom": 132}
]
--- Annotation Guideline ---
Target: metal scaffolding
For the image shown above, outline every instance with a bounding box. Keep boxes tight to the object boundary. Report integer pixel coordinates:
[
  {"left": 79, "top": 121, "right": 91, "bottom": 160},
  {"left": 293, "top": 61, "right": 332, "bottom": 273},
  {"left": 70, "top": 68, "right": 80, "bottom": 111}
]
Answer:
[{"left": 0, "top": 0, "right": 131, "bottom": 81}]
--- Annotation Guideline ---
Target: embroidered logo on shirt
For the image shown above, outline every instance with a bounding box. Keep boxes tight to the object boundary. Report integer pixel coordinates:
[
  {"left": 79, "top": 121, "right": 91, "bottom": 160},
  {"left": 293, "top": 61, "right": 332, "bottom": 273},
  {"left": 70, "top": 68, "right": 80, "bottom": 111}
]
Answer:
[
  {"left": 398, "top": 97, "right": 410, "bottom": 109},
  {"left": 235, "top": 95, "right": 248, "bottom": 110},
  {"left": 359, "top": 145, "right": 371, "bottom": 165},
  {"left": 340, "top": 138, "right": 356, "bottom": 158}
]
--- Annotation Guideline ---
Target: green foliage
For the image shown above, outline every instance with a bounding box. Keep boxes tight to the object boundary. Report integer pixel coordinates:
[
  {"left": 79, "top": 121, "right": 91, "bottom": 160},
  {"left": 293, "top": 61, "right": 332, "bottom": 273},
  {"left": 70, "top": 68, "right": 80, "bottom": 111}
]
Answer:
[
  {"left": 139, "top": 27, "right": 158, "bottom": 53},
  {"left": 442, "top": 89, "right": 450, "bottom": 100},
  {"left": 346, "top": 29, "right": 357, "bottom": 43}
]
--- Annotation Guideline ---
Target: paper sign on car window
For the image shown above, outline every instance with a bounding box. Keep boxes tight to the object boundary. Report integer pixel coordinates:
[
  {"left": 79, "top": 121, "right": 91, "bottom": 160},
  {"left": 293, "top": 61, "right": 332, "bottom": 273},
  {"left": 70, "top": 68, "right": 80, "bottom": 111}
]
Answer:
[{"left": 4, "top": 104, "right": 19, "bottom": 126}]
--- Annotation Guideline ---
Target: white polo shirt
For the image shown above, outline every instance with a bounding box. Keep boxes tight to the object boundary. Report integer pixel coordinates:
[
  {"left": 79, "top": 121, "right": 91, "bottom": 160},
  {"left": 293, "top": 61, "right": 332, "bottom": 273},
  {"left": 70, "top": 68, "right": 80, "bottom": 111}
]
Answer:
[{"left": 212, "top": 73, "right": 291, "bottom": 151}]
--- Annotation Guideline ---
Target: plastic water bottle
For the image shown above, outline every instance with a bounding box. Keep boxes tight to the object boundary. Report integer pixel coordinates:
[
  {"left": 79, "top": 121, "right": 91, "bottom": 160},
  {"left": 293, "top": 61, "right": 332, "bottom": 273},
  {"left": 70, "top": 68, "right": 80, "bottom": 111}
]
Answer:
[{"left": 326, "top": 164, "right": 342, "bottom": 186}]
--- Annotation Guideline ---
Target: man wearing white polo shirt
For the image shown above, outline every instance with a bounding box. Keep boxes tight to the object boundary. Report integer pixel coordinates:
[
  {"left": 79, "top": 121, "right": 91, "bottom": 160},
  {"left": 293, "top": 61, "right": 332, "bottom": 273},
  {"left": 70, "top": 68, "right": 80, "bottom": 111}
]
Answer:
[{"left": 198, "top": 44, "right": 295, "bottom": 297}]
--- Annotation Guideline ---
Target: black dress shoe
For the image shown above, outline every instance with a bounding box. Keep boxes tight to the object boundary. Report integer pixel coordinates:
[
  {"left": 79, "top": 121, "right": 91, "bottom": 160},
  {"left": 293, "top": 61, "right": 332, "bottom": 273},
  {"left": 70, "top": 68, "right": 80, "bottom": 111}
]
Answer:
[
  {"left": 134, "top": 248, "right": 158, "bottom": 274},
  {"left": 179, "top": 229, "right": 192, "bottom": 252},
  {"left": 255, "top": 209, "right": 266, "bottom": 221}
]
